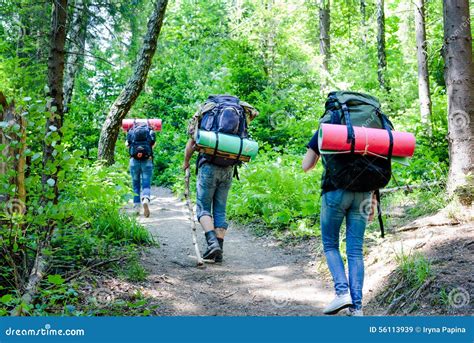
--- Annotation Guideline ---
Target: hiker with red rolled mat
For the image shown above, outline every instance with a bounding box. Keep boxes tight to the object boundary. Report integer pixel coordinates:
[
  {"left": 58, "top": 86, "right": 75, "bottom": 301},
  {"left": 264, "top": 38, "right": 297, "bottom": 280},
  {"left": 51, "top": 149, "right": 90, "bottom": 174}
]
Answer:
[
  {"left": 302, "top": 91, "right": 415, "bottom": 316},
  {"left": 183, "top": 95, "right": 258, "bottom": 263},
  {"left": 123, "top": 119, "right": 161, "bottom": 217}
]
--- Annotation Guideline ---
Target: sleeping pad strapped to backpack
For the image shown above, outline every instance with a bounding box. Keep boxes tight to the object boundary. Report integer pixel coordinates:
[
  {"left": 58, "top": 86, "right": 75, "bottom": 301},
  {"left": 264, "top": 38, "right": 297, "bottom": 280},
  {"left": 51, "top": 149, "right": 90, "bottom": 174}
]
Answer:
[
  {"left": 197, "top": 95, "right": 248, "bottom": 168},
  {"left": 319, "top": 91, "right": 395, "bottom": 193}
]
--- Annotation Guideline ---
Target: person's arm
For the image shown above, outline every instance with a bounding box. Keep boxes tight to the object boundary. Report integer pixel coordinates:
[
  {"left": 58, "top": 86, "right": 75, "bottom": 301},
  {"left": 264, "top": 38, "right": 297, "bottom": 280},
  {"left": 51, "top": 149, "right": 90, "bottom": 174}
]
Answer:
[
  {"left": 125, "top": 131, "right": 130, "bottom": 147},
  {"left": 183, "top": 138, "right": 196, "bottom": 170},
  {"left": 302, "top": 148, "right": 320, "bottom": 172},
  {"left": 302, "top": 130, "right": 320, "bottom": 172},
  {"left": 149, "top": 130, "right": 156, "bottom": 149}
]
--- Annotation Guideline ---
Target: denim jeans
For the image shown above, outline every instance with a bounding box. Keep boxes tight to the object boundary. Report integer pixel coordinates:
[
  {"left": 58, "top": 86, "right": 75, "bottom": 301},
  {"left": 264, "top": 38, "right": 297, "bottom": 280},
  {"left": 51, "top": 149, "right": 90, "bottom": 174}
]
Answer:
[
  {"left": 320, "top": 189, "right": 372, "bottom": 310},
  {"left": 196, "top": 163, "right": 233, "bottom": 229},
  {"left": 130, "top": 158, "right": 153, "bottom": 205}
]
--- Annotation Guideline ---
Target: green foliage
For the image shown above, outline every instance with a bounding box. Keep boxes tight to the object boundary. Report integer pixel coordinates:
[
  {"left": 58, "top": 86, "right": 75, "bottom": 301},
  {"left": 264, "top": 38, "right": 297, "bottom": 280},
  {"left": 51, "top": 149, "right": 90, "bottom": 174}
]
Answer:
[
  {"left": 229, "top": 152, "right": 322, "bottom": 236},
  {"left": 395, "top": 251, "right": 432, "bottom": 289},
  {"left": 121, "top": 258, "right": 149, "bottom": 283},
  {"left": 0, "top": 0, "right": 456, "bottom": 315}
]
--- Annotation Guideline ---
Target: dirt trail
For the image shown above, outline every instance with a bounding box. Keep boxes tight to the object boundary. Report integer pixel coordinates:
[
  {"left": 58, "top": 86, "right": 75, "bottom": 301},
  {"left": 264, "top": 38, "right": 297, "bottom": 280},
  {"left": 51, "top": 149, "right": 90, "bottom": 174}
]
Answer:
[{"left": 137, "top": 187, "right": 332, "bottom": 316}]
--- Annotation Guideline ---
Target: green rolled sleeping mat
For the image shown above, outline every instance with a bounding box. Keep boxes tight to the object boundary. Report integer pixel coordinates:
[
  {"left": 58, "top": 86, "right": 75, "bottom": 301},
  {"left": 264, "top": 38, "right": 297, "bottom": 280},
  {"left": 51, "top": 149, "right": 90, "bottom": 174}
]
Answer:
[{"left": 196, "top": 130, "right": 259, "bottom": 160}]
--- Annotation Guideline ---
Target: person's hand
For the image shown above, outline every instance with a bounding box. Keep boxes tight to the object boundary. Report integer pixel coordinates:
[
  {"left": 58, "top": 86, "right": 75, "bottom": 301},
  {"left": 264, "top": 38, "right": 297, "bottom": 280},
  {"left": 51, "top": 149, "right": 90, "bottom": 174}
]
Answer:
[
  {"left": 368, "top": 207, "right": 375, "bottom": 222},
  {"left": 368, "top": 193, "right": 377, "bottom": 222},
  {"left": 183, "top": 161, "right": 190, "bottom": 171}
]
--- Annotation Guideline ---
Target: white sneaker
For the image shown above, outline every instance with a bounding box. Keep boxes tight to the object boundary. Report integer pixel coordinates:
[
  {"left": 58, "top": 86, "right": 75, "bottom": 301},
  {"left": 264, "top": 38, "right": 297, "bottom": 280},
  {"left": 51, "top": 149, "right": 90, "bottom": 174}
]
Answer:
[
  {"left": 323, "top": 293, "right": 353, "bottom": 315},
  {"left": 346, "top": 307, "right": 364, "bottom": 316},
  {"left": 142, "top": 197, "right": 150, "bottom": 218}
]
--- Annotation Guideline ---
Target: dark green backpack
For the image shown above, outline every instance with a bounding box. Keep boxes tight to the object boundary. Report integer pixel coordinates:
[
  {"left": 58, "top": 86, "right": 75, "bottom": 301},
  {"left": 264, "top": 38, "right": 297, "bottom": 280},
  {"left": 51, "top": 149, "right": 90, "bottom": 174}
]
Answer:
[
  {"left": 319, "top": 91, "right": 394, "bottom": 237},
  {"left": 319, "top": 91, "right": 394, "bottom": 192}
]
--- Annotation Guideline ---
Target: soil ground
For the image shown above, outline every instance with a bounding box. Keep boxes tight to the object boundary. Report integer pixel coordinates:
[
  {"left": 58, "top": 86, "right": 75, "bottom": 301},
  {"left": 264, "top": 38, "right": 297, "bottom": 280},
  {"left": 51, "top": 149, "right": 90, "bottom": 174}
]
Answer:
[
  {"left": 136, "top": 187, "right": 333, "bottom": 316},
  {"left": 112, "top": 187, "right": 472, "bottom": 316}
]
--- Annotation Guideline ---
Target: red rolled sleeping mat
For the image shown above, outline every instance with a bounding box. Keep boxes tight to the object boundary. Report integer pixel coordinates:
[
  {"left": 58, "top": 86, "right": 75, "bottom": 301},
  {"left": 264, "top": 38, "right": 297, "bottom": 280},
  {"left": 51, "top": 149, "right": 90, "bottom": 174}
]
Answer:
[
  {"left": 319, "top": 123, "right": 416, "bottom": 158},
  {"left": 122, "top": 119, "right": 162, "bottom": 132}
]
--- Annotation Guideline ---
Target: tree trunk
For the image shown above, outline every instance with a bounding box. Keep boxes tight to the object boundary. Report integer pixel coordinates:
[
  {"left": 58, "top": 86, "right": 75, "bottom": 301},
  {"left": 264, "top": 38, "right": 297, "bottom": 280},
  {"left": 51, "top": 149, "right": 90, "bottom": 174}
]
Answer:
[
  {"left": 261, "top": 0, "right": 276, "bottom": 79},
  {"left": 63, "top": 0, "right": 88, "bottom": 113},
  {"left": 319, "top": 0, "right": 330, "bottom": 86},
  {"left": 0, "top": 93, "right": 27, "bottom": 207},
  {"left": 42, "top": 0, "right": 68, "bottom": 204},
  {"left": 360, "top": 0, "right": 367, "bottom": 45},
  {"left": 442, "top": 0, "right": 474, "bottom": 195},
  {"left": 97, "top": 0, "right": 169, "bottom": 165},
  {"left": 414, "top": 0, "right": 433, "bottom": 136},
  {"left": 376, "top": 0, "right": 388, "bottom": 90},
  {"left": 17, "top": 0, "right": 69, "bottom": 313}
]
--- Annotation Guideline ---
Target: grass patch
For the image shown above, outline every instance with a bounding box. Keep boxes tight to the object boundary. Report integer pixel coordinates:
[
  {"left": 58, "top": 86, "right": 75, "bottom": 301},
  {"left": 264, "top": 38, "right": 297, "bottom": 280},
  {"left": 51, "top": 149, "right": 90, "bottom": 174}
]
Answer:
[{"left": 121, "top": 258, "right": 149, "bottom": 282}]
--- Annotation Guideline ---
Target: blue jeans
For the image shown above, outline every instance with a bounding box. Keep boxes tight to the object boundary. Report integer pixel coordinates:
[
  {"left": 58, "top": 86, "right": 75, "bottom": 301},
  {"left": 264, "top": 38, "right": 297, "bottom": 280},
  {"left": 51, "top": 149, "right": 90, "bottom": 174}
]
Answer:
[
  {"left": 130, "top": 158, "right": 153, "bottom": 205},
  {"left": 321, "top": 189, "right": 372, "bottom": 310},
  {"left": 196, "top": 163, "right": 233, "bottom": 229}
]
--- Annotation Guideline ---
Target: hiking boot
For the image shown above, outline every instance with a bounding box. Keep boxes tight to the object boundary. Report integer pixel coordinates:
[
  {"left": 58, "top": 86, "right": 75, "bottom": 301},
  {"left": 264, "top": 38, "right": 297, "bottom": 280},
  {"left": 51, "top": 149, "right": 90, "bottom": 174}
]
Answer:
[
  {"left": 203, "top": 231, "right": 222, "bottom": 260},
  {"left": 346, "top": 307, "right": 364, "bottom": 316},
  {"left": 214, "top": 238, "right": 224, "bottom": 263},
  {"left": 323, "top": 293, "right": 353, "bottom": 315},
  {"left": 142, "top": 197, "right": 150, "bottom": 218}
]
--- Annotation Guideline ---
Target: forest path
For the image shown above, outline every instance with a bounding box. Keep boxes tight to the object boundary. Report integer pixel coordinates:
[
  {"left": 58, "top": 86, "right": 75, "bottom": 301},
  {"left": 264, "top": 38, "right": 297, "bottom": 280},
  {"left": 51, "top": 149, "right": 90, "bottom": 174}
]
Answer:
[{"left": 136, "top": 187, "right": 332, "bottom": 316}]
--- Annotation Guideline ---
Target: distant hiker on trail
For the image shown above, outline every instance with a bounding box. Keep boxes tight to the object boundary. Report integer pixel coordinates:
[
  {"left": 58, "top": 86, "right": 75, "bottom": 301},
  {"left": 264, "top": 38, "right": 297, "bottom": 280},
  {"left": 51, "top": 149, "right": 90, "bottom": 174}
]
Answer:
[
  {"left": 183, "top": 95, "right": 258, "bottom": 263},
  {"left": 303, "top": 92, "right": 395, "bottom": 316},
  {"left": 126, "top": 120, "right": 156, "bottom": 218}
]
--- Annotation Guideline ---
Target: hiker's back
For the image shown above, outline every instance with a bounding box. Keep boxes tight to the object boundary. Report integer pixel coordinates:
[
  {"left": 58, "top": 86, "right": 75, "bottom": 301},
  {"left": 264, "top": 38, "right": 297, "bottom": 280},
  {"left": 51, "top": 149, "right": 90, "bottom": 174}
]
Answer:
[
  {"left": 198, "top": 95, "right": 248, "bottom": 168},
  {"left": 319, "top": 91, "right": 394, "bottom": 192},
  {"left": 128, "top": 122, "right": 154, "bottom": 160}
]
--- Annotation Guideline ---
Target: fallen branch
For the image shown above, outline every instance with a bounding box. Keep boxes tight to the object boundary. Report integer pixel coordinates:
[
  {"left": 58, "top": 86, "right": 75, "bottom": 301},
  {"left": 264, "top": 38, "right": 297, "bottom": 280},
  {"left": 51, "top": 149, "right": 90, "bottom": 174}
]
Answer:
[
  {"left": 397, "top": 219, "right": 460, "bottom": 232},
  {"left": 380, "top": 181, "right": 443, "bottom": 194},
  {"left": 59, "top": 256, "right": 124, "bottom": 286}
]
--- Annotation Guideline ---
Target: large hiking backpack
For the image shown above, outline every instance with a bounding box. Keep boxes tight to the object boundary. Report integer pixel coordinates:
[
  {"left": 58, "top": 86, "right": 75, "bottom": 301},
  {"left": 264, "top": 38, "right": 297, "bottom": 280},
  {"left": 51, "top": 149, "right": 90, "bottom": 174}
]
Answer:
[
  {"left": 198, "top": 95, "right": 248, "bottom": 168},
  {"left": 128, "top": 121, "right": 153, "bottom": 160},
  {"left": 319, "top": 91, "right": 394, "bottom": 237},
  {"left": 319, "top": 91, "right": 394, "bottom": 192}
]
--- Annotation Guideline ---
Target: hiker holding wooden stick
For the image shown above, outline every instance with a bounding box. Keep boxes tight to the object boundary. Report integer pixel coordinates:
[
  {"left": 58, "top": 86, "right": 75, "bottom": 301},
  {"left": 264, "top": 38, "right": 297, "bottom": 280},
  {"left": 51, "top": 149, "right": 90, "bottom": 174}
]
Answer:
[{"left": 183, "top": 95, "right": 258, "bottom": 263}]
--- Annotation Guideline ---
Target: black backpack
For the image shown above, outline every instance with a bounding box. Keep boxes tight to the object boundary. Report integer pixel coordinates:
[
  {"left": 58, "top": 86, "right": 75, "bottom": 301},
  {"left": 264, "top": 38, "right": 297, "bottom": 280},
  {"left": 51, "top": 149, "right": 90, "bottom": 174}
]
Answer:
[
  {"left": 128, "top": 122, "right": 153, "bottom": 160},
  {"left": 198, "top": 95, "right": 248, "bottom": 168}
]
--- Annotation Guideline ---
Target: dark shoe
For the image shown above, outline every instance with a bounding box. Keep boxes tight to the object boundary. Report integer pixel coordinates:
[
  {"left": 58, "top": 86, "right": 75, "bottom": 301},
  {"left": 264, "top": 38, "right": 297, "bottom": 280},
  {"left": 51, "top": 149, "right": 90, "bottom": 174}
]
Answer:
[
  {"left": 203, "top": 231, "right": 222, "bottom": 260},
  {"left": 214, "top": 238, "right": 224, "bottom": 262},
  {"left": 142, "top": 197, "right": 150, "bottom": 218}
]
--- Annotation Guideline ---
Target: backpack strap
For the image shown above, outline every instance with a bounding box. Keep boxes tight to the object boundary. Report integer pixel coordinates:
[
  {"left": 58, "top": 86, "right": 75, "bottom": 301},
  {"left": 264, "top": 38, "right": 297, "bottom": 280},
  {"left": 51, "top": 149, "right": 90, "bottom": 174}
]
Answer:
[
  {"left": 330, "top": 110, "right": 341, "bottom": 124},
  {"left": 236, "top": 137, "right": 244, "bottom": 162},
  {"left": 341, "top": 103, "right": 356, "bottom": 154},
  {"left": 376, "top": 109, "right": 394, "bottom": 160},
  {"left": 210, "top": 131, "right": 220, "bottom": 163},
  {"left": 233, "top": 165, "right": 240, "bottom": 180},
  {"left": 374, "top": 189, "right": 385, "bottom": 238}
]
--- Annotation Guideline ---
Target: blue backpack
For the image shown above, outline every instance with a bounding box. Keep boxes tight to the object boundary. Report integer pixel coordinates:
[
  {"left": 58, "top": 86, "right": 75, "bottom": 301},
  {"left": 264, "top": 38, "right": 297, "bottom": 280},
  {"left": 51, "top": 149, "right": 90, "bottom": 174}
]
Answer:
[
  {"left": 128, "top": 122, "right": 153, "bottom": 160},
  {"left": 198, "top": 95, "right": 248, "bottom": 168}
]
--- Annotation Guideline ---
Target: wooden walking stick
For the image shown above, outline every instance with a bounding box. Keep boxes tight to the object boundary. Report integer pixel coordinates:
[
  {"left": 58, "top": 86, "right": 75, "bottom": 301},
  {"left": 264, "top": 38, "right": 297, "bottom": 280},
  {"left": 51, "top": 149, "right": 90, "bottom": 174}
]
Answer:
[{"left": 184, "top": 167, "right": 204, "bottom": 266}]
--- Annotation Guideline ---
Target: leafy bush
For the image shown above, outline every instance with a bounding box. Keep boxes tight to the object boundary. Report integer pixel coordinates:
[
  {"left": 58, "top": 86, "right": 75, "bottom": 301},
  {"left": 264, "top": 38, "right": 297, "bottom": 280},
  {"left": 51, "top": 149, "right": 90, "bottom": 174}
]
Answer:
[{"left": 229, "top": 151, "right": 322, "bottom": 236}]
